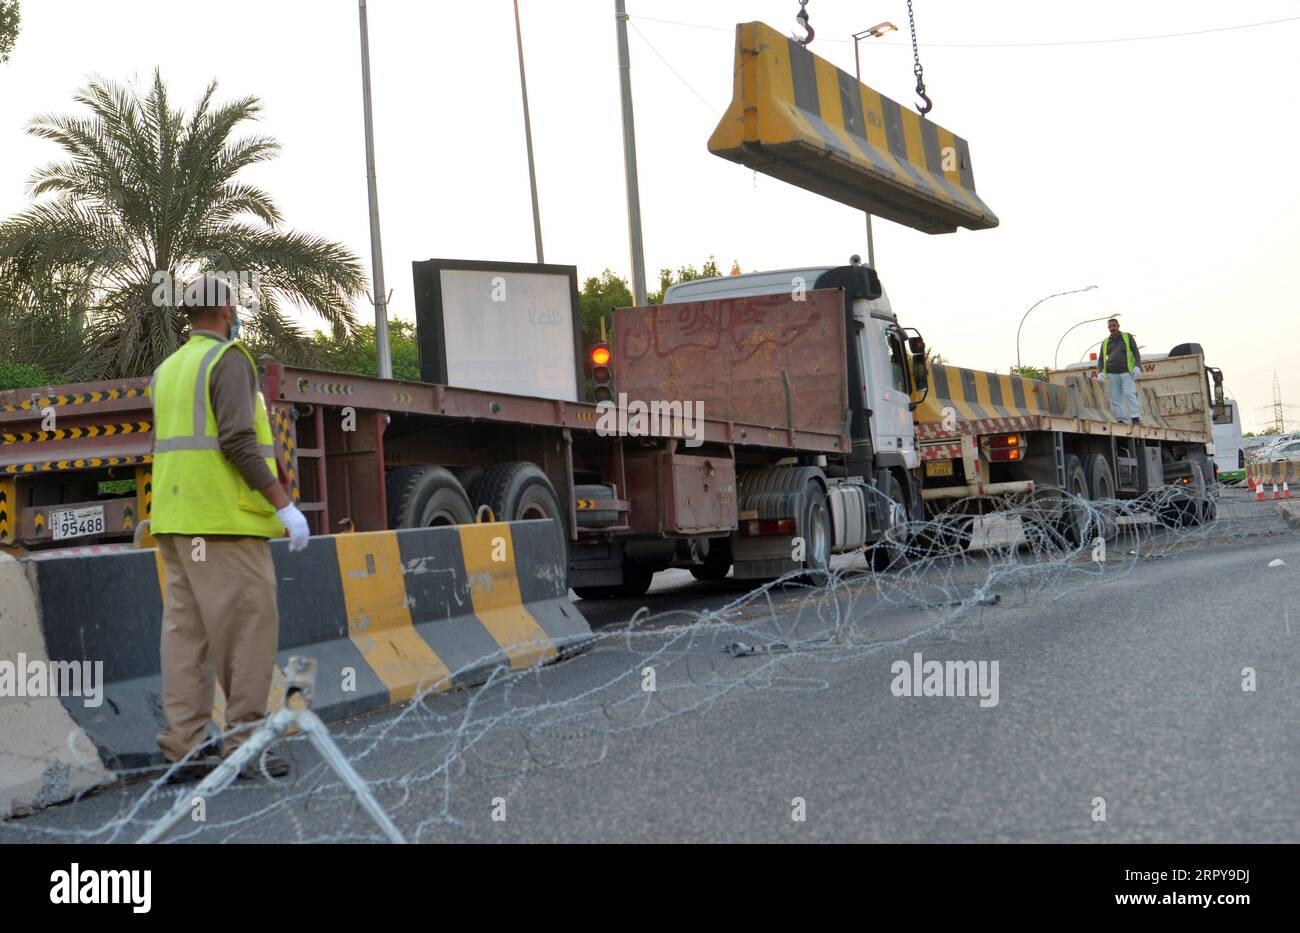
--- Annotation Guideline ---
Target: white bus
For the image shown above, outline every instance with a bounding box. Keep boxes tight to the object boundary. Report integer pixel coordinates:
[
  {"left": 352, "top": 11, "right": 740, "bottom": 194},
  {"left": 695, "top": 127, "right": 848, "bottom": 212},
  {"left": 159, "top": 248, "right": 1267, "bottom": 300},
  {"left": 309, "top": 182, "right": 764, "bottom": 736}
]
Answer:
[{"left": 1212, "top": 400, "right": 1245, "bottom": 478}]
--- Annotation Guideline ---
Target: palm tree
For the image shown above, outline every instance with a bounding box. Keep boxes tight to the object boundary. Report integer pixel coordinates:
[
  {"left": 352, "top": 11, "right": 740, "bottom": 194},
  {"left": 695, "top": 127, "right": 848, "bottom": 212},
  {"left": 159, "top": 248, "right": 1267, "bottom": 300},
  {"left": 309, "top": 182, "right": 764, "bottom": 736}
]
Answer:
[{"left": 0, "top": 69, "right": 366, "bottom": 379}]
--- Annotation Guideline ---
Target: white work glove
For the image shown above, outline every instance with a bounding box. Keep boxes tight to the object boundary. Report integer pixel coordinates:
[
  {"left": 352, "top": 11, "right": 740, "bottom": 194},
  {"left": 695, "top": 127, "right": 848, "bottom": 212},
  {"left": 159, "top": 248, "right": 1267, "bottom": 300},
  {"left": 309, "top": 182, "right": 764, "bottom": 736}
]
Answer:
[{"left": 276, "top": 503, "right": 310, "bottom": 552}]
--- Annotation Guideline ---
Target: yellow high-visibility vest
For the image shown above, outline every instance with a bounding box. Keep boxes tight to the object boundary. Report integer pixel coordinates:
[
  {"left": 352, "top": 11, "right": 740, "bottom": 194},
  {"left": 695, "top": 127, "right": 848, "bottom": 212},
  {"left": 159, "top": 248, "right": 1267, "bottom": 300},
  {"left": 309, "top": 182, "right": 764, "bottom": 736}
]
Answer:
[
  {"left": 1100, "top": 332, "right": 1136, "bottom": 373},
  {"left": 150, "top": 334, "right": 283, "bottom": 537}
]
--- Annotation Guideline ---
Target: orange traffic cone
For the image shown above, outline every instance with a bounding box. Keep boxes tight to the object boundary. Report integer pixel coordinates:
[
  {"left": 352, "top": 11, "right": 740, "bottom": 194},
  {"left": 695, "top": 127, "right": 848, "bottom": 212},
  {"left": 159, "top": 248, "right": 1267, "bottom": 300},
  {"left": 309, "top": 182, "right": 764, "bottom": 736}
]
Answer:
[
  {"left": 1247, "top": 473, "right": 1256, "bottom": 491},
  {"left": 1271, "top": 483, "right": 1281, "bottom": 500},
  {"left": 1255, "top": 482, "right": 1268, "bottom": 501},
  {"left": 1283, "top": 482, "right": 1293, "bottom": 499}
]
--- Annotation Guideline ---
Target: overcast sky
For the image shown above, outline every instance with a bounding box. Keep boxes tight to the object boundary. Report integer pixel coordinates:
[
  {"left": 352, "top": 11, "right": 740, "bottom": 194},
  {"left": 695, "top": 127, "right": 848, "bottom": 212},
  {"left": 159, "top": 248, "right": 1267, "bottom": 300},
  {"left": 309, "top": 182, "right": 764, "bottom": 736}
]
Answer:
[{"left": 2, "top": 1, "right": 1297, "bottom": 431}]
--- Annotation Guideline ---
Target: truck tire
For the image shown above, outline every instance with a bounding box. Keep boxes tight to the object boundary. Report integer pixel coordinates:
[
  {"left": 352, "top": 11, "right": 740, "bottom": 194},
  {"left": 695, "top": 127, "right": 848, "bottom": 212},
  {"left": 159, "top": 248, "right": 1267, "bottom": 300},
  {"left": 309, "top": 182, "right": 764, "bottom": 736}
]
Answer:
[
  {"left": 452, "top": 466, "right": 485, "bottom": 501},
  {"left": 473, "top": 461, "right": 570, "bottom": 582},
  {"left": 574, "top": 483, "right": 620, "bottom": 528},
  {"left": 868, "top": 472, "right": 909, "bottom": 571},
  {"left": 1083, "top": 453, "right": 1117, "bottom": 542},
  {"left": 1025, "top": 455, "right": 1088, "bottom": 551},
  {"left": 799, "top": 479, "right": 832, "bottom": 585},
  {"left": 574, "top": 557, "right": 654, "bottom": 599},
  {"left": 386, "top": 466, "right": 474, "bottom": 529},
  {"left": 1160, "top": 459, "right": 1208, "bottom": 528},
  {"left": 690, "top": 537, "right": 732, "bottom": 581}
]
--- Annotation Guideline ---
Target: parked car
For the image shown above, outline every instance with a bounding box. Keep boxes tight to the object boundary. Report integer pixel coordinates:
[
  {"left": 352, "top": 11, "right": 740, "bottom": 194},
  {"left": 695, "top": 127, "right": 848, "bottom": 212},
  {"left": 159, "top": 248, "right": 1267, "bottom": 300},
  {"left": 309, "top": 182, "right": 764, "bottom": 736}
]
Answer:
[
  {"left": 1267, "top": 440, "right": 1300, "bottom": 462},
  {"left": 1248, "top": 433, "right": 1300, "bottom": 462}
]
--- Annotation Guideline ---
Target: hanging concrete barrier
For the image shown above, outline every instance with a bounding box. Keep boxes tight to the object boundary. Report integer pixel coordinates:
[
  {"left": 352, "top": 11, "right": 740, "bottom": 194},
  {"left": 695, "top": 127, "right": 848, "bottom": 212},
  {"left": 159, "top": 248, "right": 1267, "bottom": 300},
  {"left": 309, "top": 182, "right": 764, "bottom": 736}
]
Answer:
[{"left": 6, "top": 519, "right": 590, "bottom": 813}]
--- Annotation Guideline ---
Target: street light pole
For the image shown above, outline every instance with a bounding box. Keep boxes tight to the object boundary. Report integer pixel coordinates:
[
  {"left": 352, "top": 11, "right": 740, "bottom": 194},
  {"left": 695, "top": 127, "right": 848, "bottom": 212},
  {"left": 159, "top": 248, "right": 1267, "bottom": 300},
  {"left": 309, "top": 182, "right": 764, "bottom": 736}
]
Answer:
[
  {"left": 851, "top": 22, "right": 894, "bottom": 270},
  {"left": 513, "top": 0, "right": 544, "bottom": 263},
  {"left": 1015, "top": 285, "right": 1098, "bottom": 372},
  {"left": 1054, "top": 314, "right": 1118, "bottom": 370},
  {"left": 614, "top": 0, "right": 647, "bottom": 305},
  {"left": 358, "top": 0, "right": 392, "bottom": 378}
]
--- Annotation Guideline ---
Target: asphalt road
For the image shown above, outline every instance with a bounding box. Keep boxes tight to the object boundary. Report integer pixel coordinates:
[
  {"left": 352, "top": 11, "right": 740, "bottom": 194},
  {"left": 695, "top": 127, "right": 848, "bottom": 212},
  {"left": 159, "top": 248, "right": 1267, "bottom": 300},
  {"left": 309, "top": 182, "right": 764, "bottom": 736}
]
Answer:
[{"left": 2, "top": 487, "right": 1295, "bottom": 843}]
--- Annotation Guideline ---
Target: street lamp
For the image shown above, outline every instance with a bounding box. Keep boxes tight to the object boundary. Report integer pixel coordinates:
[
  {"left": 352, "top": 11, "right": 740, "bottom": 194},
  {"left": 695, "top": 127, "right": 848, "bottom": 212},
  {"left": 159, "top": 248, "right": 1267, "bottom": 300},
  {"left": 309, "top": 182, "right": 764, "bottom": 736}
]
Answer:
[
  {"left": 852, "top": 21, "right": 896, "bottom": 270},
  {"left": 1054, "top": 314, "right": 1117, "bottom": 370},
  {"left": 1015, "top": 285, "right": 1098, "bottom": 372}
]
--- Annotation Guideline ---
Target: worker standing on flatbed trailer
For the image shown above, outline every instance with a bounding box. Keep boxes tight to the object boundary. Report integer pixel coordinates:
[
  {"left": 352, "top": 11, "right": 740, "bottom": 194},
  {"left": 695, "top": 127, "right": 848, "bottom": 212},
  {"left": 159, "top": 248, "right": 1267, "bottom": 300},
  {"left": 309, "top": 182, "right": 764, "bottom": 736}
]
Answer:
[
  {"left": 149, "top": 275, "right": 309, "bottom": 782},
  {"left": 1098, "top": 317, "right": 1143, "bottom": 425}
]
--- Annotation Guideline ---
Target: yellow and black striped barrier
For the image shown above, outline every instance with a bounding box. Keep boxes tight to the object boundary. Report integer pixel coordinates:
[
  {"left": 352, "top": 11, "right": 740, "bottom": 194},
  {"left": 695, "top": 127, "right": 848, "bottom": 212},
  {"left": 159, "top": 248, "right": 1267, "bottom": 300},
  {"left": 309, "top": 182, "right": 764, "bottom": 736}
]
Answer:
[
  {"left": 913, "top": 363, "right": 1176, "bottom": 437},
  {"left": 1247, "top": 459, "right": 1300, "bottom": 489},
  {"left": 22, "top": 519, "right": 592, "bottom": 769},
  {"left": 0, "top": 385, "right": 148, "bottom": 413},
  {"left": 0, "top": 476, "right": 13, "bottom": 545},
  {"left": 708, "top": 21, "right": 998, "bottom": 234},
  {"left": 914, "top": 363, "right": 1060, "bottom": 436},
  {"left": 1, "top": 421, "right": 150, "bottom": 446},
  {"left": 2, "top": 454, "right": 150, "bottom": 474}
]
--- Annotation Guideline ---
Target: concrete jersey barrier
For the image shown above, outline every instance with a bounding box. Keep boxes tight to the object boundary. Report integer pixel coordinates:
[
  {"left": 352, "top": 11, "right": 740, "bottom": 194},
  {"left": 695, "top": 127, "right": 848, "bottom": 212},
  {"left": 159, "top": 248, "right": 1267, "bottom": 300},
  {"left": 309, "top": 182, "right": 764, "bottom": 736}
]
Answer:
[{"left": 4, "top": 519, "right": 590, "bottom": 813}]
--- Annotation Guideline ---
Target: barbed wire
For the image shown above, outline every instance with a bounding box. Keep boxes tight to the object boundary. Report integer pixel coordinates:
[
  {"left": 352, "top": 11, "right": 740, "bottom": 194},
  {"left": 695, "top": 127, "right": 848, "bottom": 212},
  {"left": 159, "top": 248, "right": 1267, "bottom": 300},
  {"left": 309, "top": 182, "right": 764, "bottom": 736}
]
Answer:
[{"left": 0, "top": 484, "right": 1289, "bottom": 843}]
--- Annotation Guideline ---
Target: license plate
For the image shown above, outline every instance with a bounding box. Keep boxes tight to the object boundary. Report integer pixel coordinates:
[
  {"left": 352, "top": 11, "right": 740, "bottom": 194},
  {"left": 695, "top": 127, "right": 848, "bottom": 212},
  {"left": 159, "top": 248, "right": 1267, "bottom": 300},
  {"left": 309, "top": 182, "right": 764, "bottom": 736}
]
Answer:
[
  {"left": 50, "top": 505, "right": 106, "bottom": 541},
  {"left": 925, "top": 459, "right": 955, "bottom": 478}
]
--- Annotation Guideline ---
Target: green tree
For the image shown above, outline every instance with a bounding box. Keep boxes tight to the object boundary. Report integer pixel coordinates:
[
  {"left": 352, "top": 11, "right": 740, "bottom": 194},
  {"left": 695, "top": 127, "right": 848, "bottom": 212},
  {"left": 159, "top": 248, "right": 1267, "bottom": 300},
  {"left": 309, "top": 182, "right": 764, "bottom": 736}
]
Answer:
[
  {"left": 307, "top": 319, "right": 421, "bottom": 381},
  {"left": 647, "top": 256, "right": 728, "bottom": 305},
  {"left": 1010, "top": 364, "right": 1048, "bottom": 381},
  {"left": 0, "top": 70, "right": 365, "bottom": 380},
  {"left": 0, "top": 1, "right": 19, "bottom": 63},
  {"left": 578, "top": 269, "right": 632, "bottom": 345},
  {"left": 0, "top": 359, "right": 64, "bottom": 391}
]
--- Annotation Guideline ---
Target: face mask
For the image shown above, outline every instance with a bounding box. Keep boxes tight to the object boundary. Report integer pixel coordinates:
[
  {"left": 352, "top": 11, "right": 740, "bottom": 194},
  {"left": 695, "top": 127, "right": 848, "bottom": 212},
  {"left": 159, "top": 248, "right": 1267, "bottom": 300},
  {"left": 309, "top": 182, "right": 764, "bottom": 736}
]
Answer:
[{"left": 229, "top": 312, "right": 242, "bottom": 341}]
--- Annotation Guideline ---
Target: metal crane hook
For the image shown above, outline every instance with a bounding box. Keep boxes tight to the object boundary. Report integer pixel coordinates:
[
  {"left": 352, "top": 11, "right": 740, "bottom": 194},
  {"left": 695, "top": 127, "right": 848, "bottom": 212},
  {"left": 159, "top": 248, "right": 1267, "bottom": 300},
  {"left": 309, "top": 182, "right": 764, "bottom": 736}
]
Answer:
[
  {"left": 793, "top": 0, "right": 814, "bottom": 46},
  {"left": 915, "top": 86, "right": 933, "bottom": 115}
]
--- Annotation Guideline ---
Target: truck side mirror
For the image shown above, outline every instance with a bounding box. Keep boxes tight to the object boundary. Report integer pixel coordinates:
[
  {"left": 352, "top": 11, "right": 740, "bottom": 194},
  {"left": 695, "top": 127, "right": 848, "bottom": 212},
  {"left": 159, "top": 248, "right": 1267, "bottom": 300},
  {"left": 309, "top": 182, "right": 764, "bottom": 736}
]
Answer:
[
  {"left": 1207, "top": 367, "right": 1229, "bottom": 424},
  {"left": 911, "top": 353, "right": 929, "bottom": 392}
]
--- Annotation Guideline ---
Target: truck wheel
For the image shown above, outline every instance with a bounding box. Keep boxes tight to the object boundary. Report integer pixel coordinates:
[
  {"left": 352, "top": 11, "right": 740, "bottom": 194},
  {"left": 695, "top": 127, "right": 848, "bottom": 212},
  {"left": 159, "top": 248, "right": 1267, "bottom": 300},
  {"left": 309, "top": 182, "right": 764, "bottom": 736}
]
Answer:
[
  {"left": 386, "top": 466, "right": 474, "bottom": 529},
  {"left": 452, "top": 466, "right": 485, "bottom": 501},
  {"left": 1083, "top": 454, "right": 1117, "bottom": 542},
  {"left": 1025, "top": 455, "right": 1088, "bottom": 550},
  {"left": 574, "top": 558, "right": 654, "bottom": 599},
  {"left": 690, "top": 537, "right": 732, "bottom": 581},
  {"left": 1160, "top": 460, "right": 1208, "bottom": 527},
  {"left": 473, "top": 461, "right": 570, "bottom": 581},
  {"left": 798, "top": 480, "right": 832, "bottom": 585},
  {"left": 1052, "top": 455, "right": 1089, "bottom": 546},
  {"left": 869, "top": 472, "right": 909, "bottom": 571},
  {"left": 1192, "top": 455, "right": 1215, "bottom": 524}
]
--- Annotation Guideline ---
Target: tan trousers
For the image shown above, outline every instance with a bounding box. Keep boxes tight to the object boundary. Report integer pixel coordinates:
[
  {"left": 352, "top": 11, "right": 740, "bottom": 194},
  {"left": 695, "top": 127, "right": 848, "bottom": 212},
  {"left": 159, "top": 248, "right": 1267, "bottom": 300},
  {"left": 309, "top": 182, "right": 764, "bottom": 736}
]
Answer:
[{"left": 154, "top": 534, "right": 279, "bottom": 762}]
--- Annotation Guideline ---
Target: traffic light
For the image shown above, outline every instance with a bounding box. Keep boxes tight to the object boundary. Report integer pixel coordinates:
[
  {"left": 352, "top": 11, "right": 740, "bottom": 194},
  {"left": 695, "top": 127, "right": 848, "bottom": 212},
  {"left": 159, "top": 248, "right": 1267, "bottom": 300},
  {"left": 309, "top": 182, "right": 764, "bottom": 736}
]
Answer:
[{"left": 590, "top": 342, "right": 613, "bottom": 403}]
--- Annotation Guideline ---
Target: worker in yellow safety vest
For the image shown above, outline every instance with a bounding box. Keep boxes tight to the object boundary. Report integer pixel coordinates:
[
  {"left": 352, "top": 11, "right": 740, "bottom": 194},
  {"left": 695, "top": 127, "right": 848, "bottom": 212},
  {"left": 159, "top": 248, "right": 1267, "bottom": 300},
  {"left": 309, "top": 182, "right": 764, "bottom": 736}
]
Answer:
[
  {"left": 150, "top": 274, "right": 309, "bottom": 783},
  {"left": 1097, "top": 317, "right": 1143, "bottom": 425}
]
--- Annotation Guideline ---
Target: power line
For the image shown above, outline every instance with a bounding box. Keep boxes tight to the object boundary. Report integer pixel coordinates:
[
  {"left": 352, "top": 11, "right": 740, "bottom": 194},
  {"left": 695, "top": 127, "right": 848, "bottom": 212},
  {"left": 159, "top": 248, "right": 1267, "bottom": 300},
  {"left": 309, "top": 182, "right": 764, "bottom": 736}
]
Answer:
[
  {"left": 630, "top": 12, "right": 1300, "bottom": 49},
  {"left": 627, "top": 19, "right": 722, "bottom": 116}
]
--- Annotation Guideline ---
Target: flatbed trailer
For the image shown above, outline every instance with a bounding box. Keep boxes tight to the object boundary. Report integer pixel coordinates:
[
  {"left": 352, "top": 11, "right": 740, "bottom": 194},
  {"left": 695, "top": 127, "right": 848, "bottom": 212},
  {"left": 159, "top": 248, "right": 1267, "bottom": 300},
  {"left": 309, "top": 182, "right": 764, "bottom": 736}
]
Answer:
[
  {"left": 0, "top": 285, "right": 863, "bottom": 597},
  {"left": 909, "top": 347, "right": 1227, "bottom": 546},
  {"left": 1, "top": 259, "right": 1230, "bottom": 593}
]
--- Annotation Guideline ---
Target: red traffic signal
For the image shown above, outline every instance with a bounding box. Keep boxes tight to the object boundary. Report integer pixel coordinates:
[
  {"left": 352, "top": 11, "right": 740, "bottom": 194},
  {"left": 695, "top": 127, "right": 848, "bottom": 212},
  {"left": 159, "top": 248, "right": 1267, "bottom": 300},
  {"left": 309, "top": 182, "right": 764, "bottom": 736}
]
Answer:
[{"left": 589, "top": 341, "right": 613, "bottom": 403}]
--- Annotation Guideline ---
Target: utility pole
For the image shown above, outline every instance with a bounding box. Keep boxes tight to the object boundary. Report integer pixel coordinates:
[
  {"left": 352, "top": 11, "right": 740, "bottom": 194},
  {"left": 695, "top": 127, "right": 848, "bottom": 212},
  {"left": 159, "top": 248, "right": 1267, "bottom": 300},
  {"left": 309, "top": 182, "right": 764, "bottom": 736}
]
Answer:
[
  {"left": 513, "top": 0, "right": 544, "bottom": 262},
  {"left": 614, "top": 0, "right": 647, "bottom": 305},
  {"left": 358, "top": 0, "right": 392, "bottom": 378}
]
